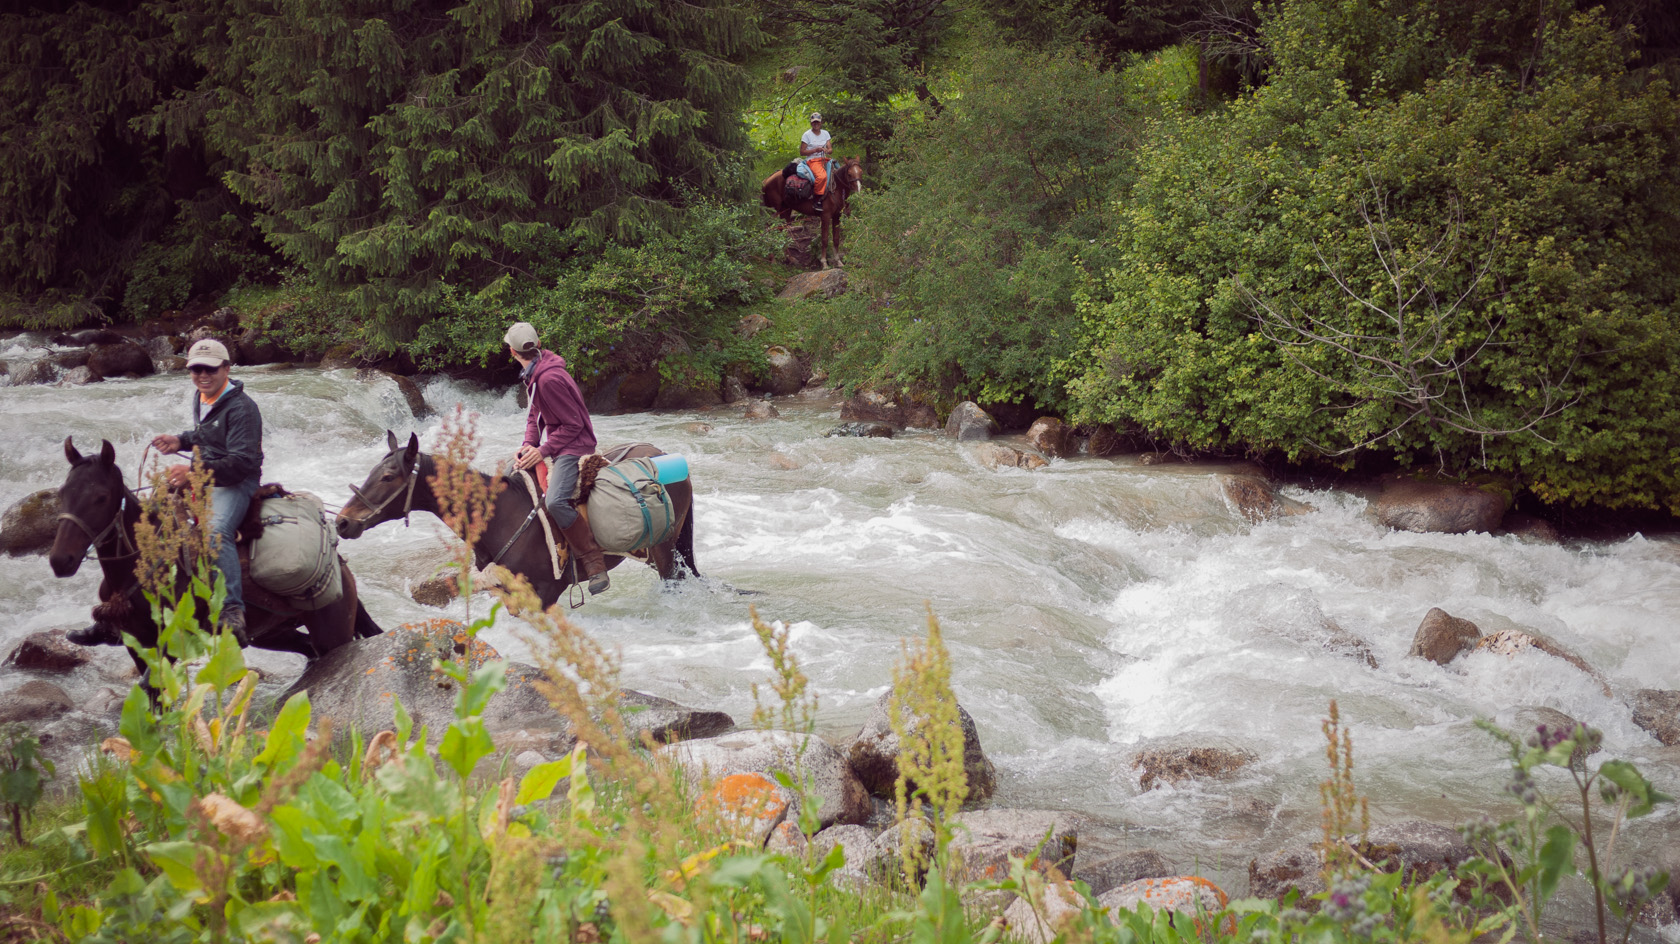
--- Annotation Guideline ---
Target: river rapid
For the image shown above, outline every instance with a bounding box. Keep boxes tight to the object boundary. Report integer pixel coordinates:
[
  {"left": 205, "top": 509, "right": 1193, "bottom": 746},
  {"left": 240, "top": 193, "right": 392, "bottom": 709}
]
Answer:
[{"left": 3, "top": 338, "right": 1677, "bottom": 925}]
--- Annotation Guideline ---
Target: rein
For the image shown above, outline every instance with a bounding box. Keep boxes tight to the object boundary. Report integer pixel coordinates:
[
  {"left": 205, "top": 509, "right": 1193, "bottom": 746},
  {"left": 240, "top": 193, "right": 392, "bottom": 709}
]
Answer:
[
  {"left": 56, "top": 495, "right": 139, "bottom": 562},
  {"left": 346, "top": 456, "right": 423, "bottom": 527}
]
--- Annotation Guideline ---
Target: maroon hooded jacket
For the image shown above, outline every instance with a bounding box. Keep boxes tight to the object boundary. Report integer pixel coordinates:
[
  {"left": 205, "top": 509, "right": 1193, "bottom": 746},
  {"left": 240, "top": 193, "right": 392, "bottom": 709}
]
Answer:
[{"left": 522, "top": 350, "right": 598, "bottom": 458}]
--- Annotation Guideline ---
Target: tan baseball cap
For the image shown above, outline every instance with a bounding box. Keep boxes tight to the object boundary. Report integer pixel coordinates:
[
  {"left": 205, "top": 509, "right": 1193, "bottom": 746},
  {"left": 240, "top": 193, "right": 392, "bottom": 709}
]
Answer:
[
  {"left": 185, "top": 339, "right": 231, "bottom": 368},
  {"left": 503, "top": 322, "right": 540, "bottom": 355}
]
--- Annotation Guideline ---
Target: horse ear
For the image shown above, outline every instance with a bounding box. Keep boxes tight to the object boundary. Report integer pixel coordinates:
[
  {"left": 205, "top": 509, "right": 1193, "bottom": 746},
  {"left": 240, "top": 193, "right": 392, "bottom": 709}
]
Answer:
[
  {"left": 403, "top": 432, "right": 419, "bottom": 467},
  {"left": 65, "top": 436, "right": 83, "bottom": 465},
  {"left": 99, "top": 440, "right": 116, "bottom": 466},
  {"left": 386, "top": 429, "right": 399, "bottom": 453}
]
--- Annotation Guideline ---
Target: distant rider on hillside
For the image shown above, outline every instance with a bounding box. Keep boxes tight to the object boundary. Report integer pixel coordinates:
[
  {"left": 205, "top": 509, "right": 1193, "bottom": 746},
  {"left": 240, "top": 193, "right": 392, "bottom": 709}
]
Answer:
[{"left": 801, "top": 111, "right": 834, "bottom": 211}]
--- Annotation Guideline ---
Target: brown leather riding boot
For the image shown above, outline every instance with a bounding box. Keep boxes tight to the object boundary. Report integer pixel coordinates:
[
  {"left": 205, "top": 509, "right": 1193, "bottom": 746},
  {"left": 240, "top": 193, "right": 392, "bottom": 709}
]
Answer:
[{"left": 558, "top": 517, "right": 611, "bottom": 595}]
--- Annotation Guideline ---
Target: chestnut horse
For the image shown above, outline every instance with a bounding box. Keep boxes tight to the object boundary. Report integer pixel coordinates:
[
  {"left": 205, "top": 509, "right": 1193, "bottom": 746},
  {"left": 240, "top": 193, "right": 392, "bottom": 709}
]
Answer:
[
  {"left": 48, "top": 438, "right": 381, "bottom": 684},
  {"left": 335, "top": 431, "right": 698, "bottom": 608},
  {"left": 761, "top": 157, "right": 864, "bottom": 270}
]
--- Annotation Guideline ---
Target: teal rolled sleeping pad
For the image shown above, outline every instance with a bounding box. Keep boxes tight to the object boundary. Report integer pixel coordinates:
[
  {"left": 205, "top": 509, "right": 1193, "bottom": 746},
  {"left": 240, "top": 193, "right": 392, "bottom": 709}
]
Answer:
[{"left": 650, "top": 453, "right": 689, "bottom": 484}]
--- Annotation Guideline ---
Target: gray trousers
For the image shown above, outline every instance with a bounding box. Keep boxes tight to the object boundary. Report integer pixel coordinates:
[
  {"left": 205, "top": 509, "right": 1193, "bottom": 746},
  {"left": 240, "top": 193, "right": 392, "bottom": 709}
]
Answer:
[{"left": 544, "top": 454, "right": 581, "bottom": 528}]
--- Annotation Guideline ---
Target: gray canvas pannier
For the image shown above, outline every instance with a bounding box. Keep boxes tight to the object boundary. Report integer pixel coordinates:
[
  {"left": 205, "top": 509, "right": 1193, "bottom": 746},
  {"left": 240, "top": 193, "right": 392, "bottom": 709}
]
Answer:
[
  {"left": 248, "top": 491, "right": 344, "bottom": 610},
  {"left": 584, "top": 457, "right": 678, "bottom": 553}
]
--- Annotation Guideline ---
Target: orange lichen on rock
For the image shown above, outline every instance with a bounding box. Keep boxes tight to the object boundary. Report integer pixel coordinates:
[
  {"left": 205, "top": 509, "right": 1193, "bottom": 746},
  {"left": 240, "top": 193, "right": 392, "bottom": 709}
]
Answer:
[
  {"left": 700, "top": 772, "right": 789, "bottom": 844},
  {"left": 1102, "top": 876, "right": 1234, "bottom": 934}
]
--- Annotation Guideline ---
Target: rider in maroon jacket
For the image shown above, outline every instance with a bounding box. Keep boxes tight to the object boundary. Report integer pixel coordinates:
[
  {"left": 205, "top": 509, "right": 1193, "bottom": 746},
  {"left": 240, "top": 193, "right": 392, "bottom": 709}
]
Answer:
[{"left": 504, "top": 322, "right": 610, "bottom": 594}]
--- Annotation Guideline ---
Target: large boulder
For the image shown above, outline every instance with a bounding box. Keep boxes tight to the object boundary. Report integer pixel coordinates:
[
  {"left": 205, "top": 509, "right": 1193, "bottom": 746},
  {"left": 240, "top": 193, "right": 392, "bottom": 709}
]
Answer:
[
  {"left": 4, "top": 630, "right": 91, "bottom": 672},
  {"left": 0, "top": 680, "right": 75, "bottom": 724},
  {"left": 1249, "top": 821, "right": 1476, "bottom": 903},
  {"left": 1004, "top": 880, "right": 1089, "bottom": 944},
  {"left": 762, "top": 346, "right": 806, "bottom": 396},
  {"left": 827, "top": 421, "right": 894, "bottom": 439},
  {"left": 904, "top": 404, "right": 940, "bottom": 428},
  {"left": 1025, "top": 418, "right": 1075, "bottom": 459},
  {"left": 779, "top": 269, "right": 847, "bottom": 301},
  {"left": 947, "top": 809, "right": 1080, "bottom": 885},
  {"left": 1372, "top": 478, "right": 1507, "bottom": 534},
  {"left": 1131, "top": 746, "right": 1255, "bottom": 792},
  {"left": 281, "top": 621, "right": 732, "bottom": 750},
  {"left": 945, "top": 402, "right": 998, "bottom": 441},
  {"left": 840, "top": 390, "right": 906, "bottom": 428},
  {"left": 1631, "top": 689, "right": 1680, "bottom": 746},
  {"left": 654, "top": 376, "right": 724, "bottom": 410},
  {"left": 1073, "top": 850, "right": 1174, "bottom": 898},
  {"left": 8, "top": 358, "right": 58, "bottom": 385},
  {"left": 843, "top": 690, "right": 997, "bottom": 804},
  {"left": 87, "top": 341, "right": 154, "bottom": 380},
  {"left": 1219, "top": 475, "right": 1313, "bottom": 524},
  {"left": 722, "top": 375, "right": 751, "bottom": 403},
  {"left": 1, "top": 489, "right": 61, "bottom": 557},
  {"left": 744, "top": 400, "right": 779, "bottom": 421},
  {"left": 700, "top": 772, "right": 791, "bottom": 846},
  {"left": 664, "top": 728, "right": 871, "bottom": 828},
  {"left": 1409, "top": 608, "right": 1481, "bottom": 665},
  {"left": 975, "top": 443, "right": 1047, "bottom": 471},
  {"left": 1098, "top": 877, "right": 1229, "bottom": 928}
]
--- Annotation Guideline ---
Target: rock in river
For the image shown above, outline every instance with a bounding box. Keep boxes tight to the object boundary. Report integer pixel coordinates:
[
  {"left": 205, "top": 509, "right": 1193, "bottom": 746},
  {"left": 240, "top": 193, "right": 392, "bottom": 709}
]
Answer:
[
  {"left": 843, "top": 690, "right": 997, "bottom": 803},
  {"left": 0, "top": 489, "right": 61, "bottom": 557},
  {"left": 1373, "top": 478, "right": 1507, "bottom": 534},
  {"left": 1409, "top": 607, "right": 1481, "bottom": 665}
]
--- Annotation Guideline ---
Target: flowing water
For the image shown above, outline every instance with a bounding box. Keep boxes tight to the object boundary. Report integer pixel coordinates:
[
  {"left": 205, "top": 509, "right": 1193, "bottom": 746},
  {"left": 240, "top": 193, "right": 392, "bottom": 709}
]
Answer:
[{"left": 3, "top": 334, "right": 1677, "bottom": 925}]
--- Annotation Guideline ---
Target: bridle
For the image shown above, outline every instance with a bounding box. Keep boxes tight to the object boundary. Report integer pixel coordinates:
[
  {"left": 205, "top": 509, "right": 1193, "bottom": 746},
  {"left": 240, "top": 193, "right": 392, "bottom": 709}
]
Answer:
[
  {"left": 345, "top": 453, "right": 423, "bottom": 528},
  {"left": 57, "top": 491, "right": 139, "bottom": 562}
]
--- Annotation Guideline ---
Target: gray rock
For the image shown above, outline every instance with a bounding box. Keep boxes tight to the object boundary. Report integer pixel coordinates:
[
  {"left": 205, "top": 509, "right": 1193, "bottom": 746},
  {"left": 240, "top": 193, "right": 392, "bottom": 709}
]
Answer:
[
  {"left": 59, "top": 366, "right": 94, "bottom": 385},
  {"left": 8, "top": 359, "right": 58, "bottom": 386},
  {"left": 664, "top": 728, "right": 871, "bottom": 829},
  {"left": 1097, "top": 877, "right": 1229, "bottom": 923},
  {"left": 0, "top": 680, "right": 75, "bottom": 723},
  {"left": 1005, "top": 880, "right": 1089, "bottom": 944},
  {"left": 1410, "top": 608, "right": 1481, "bottom": 665},
  {"left": 1, "top": 489, "right": 61, "bottom": 557},
  {"left": 948, "top": 809, "right": 1080, "bottom": 885},
  {"left": 1373, "top": 478, "right": 1507, "bottom": 534},
  {"left": 736, "top": 313, "right": 771, "bottom": 339},
  {"left": 763, "top": 346, "right": 806, "bottom": 396},
  {"left": 826, "top": 422, "right": 894, "bottom": 438},
  {"left": 51, "top": 349, "right": 89, "bottom": 370},
  {"left": 1249, "top": 821, "right": 1476, "bottom": 903},
  {"left": 843, "top": 690, "right": 997, "bottom": 804},
  {"left": 841, "top": 390, "right": 905, "bottom": 428},
  {"left": 779, "top": 270, "right": 847, "bottom": 301},
  {"left": 1219, "top": 474, "right": 1313, "bottom": 524},
  {"left": 722, "top": 375, "right": 751, "bottom": 403},
  {"left": 1131, "top": 747, "right": 1255, "bottom": 791},
  {"left": 1476, "top": 629, "right": 1606, "bottom": 693},
  {"left": 1025, "top": 418, "right": 1074, "bottom": 458},
  {"left": 145, "top": 335, "right": 181, "bottom": 360},
  {"left": 868, "top": 816, "right": 936, "bottom": 882},
  {"left": 1631, "top": 689, "right": 1680, "bottom": 746},
  {"left": 281, "top": 623, "right": 732, "bottom": 749},
  {"left": 1073, "top": 850, "right": 1175, "bottom": 898},
  {"left": 945, "top": 402, "right": 997, "bottom": 441},
  {"left": 975, "top": 443, "right": 1047, "bottom": 471},
  {"left": 744, "top": 400, "right": 779, "bottom": 421},
  {"left": 4, "top": 630, "right": 91, "bottom": 672},
  {"left": 810, "top": 824, "right": 877, "bottom": 868}
]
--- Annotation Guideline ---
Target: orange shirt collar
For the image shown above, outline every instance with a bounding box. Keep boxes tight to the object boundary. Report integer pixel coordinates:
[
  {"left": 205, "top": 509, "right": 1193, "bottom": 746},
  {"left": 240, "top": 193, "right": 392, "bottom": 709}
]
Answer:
[{"left": 200, "top": 379, "right": 230, "bottom": 407}]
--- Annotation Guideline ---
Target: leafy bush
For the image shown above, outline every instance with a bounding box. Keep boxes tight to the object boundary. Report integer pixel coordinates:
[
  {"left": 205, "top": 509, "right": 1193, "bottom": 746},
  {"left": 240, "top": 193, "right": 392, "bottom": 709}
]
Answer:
[
  {"left": 805, "top": 42, "right": 1180, "bottom": 408},
  {"left": 1066, "top": 0, "right": 1680, "bottom": 509}
]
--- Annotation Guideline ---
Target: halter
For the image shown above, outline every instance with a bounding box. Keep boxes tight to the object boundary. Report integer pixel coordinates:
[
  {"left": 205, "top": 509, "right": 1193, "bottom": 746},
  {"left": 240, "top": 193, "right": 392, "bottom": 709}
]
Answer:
[
  {"left": 346, "top": 454, "right": 423, "bottom": 528},
  {"left": 57, "top": 494, "right": 140, "bottom": 562}
]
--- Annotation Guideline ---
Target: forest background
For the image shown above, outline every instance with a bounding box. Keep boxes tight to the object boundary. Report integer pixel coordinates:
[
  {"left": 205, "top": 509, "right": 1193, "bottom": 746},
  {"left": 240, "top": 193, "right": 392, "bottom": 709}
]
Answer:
[{"left": 3, "top": 0, "right": 1679, "bottom": 514}]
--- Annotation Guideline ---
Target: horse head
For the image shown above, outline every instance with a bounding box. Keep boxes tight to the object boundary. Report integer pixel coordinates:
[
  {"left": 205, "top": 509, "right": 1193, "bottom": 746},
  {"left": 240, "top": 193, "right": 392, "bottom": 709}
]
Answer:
[
  {"left": 337, "top": 430, "right": 421, "bottom": 539},
  {"left": 51, "top": 437, "right": 128, "bottom": 577}
]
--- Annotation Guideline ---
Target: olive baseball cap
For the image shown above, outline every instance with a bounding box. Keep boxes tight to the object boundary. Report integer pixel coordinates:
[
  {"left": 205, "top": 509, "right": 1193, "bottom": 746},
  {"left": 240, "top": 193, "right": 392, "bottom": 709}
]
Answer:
[
  {"left": 503, "top": 322, "right": 540, "bottom": 355},
  {"left": 185, "top": 339, "right": 231, "bottom": 368}
]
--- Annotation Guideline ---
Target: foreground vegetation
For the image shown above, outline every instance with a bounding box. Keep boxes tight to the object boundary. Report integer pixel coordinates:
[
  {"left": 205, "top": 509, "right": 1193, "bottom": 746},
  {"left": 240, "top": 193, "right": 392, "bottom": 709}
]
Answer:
[
  {"left": 4, "top": 0, "right": 1680, "bottom": 508},
  {"left": 1, "top": 416, "right": 1672, "bottom": 943}
]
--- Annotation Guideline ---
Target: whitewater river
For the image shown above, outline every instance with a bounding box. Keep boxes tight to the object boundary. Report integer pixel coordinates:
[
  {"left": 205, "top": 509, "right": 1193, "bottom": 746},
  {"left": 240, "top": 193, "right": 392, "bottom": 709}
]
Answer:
[{"left": 3, "top": 337, "right": 1676, "bottom": 927}]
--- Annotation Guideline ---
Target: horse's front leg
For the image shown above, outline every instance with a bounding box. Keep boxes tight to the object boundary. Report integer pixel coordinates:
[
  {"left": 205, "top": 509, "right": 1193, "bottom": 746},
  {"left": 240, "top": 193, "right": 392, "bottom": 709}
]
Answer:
[
  {"left": 820, "top": 214, "right": 832, "bottom": 271},
  {"left": 833, "top": 220, "right": 844, "bottom": 268}
]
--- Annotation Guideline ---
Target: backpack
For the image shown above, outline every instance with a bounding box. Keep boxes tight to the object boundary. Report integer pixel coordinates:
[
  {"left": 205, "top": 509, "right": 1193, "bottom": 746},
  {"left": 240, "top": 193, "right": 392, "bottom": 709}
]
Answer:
[
  {"left": 784, "top": 172, "right": 813, "bottom": 202},
  {"left": 248, "top": 491, "right": 344, "bottom": 609},
  {"left": 584, "top": 457, "right": 679, "bottom": 553}
]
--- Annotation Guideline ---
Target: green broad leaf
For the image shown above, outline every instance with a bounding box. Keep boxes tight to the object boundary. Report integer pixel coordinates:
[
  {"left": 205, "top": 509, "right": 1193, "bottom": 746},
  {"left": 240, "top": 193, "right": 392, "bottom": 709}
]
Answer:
[
  {"left": 439, "top": 717, "right": 494, "bottom": 780},
  {"left": 1537, "top": 824, "right": 1576, "bottom": 902},
  {"left": 234, "top": 899, "right": 306, "bottom": 938},
  {"left": 456, "top": 660, "right": 508, "bottom": 719},
  {"left": 810, "top": 840, "right": 845, "bottom": 881},
  {"left": 197, "top": 629, "right": 247, "bottom": 694},
  {"left": 145, "top": 840, "right": 207, "bottom": 893},
  {"left": 255, "top": 692, "right": 312, "bottom": 770},
  {"left": 1597, "top": 760, "right": 1673, "bottom": 817},
  {"left": 303, "top": 833, "right": 377, "bottom": 901},
  {"left": 515, "top": 756, "right": 574, "bottom": 805},
  {"left": 392, "top": 695, "right": 413, "bottom": 746},
  {"left": 118, "top": 686, "right": 162, "bottom": 755},
  {"left": 266, "top": 806, "right": 320, "bottom": 869}
]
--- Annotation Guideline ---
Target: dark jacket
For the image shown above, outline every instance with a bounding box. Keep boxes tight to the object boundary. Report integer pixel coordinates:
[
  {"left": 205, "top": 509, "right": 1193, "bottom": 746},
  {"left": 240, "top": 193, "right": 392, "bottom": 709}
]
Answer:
[
  {"left": 178, "top": 379, "right": 263, "bottom": 486},
  {"left": 522, "top": 350, "right": 597, "bottom": 458}
]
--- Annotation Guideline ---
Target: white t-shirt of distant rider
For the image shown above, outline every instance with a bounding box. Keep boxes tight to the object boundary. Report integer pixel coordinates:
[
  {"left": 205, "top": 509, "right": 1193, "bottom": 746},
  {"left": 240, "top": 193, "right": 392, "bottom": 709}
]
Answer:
[{"left": 801, "top": 128, "right": 831, "bottom": 160}]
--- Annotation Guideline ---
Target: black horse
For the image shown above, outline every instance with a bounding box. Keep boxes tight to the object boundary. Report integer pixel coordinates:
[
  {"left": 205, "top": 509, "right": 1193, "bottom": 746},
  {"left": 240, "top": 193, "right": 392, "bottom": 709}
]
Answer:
[
  {"left": 49, "top": 438, "right": 380, "bottom": 681},
  {"left": 335, "top": 431, "right": 698, "bottom": 607}
]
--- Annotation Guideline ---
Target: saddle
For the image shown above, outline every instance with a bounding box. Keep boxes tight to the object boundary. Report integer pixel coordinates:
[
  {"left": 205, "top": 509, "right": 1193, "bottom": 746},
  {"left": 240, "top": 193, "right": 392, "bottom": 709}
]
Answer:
[{"left": 509, "top": 444, "right": 658, "bottom": 580}]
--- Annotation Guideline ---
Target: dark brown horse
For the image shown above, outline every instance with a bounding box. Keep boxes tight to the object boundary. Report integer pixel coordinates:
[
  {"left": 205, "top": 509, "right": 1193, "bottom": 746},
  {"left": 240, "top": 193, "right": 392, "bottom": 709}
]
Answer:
[
  {"left": 761, "top": 157, "right": 864, "bottom": 270},
  {"left": 334, "top": 431, "right": 698, "bottom": 608},
  {"left": 48, "top": 438, "right": 380, "bottom": 682}
]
